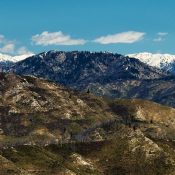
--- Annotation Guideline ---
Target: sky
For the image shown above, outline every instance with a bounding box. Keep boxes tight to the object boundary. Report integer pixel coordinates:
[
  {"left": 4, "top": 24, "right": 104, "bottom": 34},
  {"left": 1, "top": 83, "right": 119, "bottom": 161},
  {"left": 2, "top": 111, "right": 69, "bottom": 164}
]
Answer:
[{"left": 0, "top": 0, "right": 175, "bottom": 55}]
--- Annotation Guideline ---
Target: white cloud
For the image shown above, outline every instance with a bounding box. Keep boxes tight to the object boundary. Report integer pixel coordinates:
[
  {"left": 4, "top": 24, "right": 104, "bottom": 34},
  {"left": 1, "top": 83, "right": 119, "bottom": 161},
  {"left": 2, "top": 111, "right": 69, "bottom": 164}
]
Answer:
[
  {"left": 0, "top": 43, "right": 15, "bottom": 54},
  {"left": 157, "top": 32, "right": 168, "bottom": 36},
  {"left": 94, "top": 31, "right": 145, "bottom": 44},
  {"left": 153, "top": 37, "right": 163, "bottom": 42},
  {"left": 0, "top": 34, "right": 33, "bottom": 55},
  {"left": 32, "top": 31, "right": 86, "bottom": 46},
  {"left": 17, "top": 46, "right": 33, "bottom": 55},
  {"left": 154, "top": 32, "right": 168, "bottom": 42}
]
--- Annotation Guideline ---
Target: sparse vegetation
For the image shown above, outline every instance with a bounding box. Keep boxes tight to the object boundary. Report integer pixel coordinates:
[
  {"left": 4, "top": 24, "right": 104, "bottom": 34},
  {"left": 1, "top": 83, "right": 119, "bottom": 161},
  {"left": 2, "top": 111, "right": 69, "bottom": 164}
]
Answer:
[{"left": 1, "top": 73, "right": 175, "bottom": 174}]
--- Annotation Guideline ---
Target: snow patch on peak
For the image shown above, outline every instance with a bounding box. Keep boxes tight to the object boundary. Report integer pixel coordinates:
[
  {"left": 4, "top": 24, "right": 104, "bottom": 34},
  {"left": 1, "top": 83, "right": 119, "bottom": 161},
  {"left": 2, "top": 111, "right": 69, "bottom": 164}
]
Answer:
[
  {"left": 0, "top": 53, "right": 34, "bottom": 63},
  {"left": 127, "top": 52, "right": 175, "bottom": 73}
]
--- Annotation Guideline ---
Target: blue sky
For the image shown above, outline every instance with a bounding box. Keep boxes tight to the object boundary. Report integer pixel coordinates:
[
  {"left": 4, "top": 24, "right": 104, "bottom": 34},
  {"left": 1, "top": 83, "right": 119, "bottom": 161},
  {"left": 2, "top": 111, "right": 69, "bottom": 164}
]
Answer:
[{"left": 0, "top": 0, "right": 175, "bottom": 55}]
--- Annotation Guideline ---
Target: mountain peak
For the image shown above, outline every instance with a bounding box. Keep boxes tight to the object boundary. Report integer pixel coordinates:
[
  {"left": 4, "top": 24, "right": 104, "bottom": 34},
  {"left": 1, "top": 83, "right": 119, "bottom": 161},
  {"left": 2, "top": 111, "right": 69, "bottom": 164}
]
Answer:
[
  {"left": 13, "top": 51, "right": 169, "bottom": 87},
  {"left": 0, "top": 52, "right": 34, "bottom": 63},
  {"left": 128, "top": 52, "right": 175, "bottom": 72}
]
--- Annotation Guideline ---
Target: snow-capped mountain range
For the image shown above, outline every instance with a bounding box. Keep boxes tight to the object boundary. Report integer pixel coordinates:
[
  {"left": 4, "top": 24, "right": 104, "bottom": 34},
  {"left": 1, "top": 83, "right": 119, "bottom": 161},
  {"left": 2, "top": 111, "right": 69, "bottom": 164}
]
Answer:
[
  {"left": 1, "top": 51, "right": 175, "bottom": 74},
  {"left": 128, "top": 52, "right": 175, "bottom": 73},
  {"left": 0, "top": 53, "right": 33, "bottom": 63}
]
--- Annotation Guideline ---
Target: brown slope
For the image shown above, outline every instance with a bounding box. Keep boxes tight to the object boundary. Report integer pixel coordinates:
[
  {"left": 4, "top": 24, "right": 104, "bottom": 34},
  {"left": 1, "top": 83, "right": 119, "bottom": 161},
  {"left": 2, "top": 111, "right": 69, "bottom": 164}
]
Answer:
[{"left": 1, "top": 73, "right": 175, "bottom": 174}]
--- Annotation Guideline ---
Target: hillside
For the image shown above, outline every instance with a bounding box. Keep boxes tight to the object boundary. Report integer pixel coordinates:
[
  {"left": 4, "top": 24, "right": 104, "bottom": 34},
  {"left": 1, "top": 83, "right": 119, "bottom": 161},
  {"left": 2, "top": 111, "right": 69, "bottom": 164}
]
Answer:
[
  {"left": 88, "top": 77, "right": 175, "bottom": 107},
  {"left": 9, "top": 50, "right": 175, "bottom": 107},
  {"left": 0, "top": 73, "right": 115, "bottom": 145},
  {"left": 1, "top": 73, "right": 175, "bottom": 174}
]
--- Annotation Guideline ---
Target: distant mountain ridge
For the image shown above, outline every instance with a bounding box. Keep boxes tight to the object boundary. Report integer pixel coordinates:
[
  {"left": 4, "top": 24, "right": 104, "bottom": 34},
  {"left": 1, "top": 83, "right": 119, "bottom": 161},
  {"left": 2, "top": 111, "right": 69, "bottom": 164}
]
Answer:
[
  {"left": 0, "top": 52, "right": 33, "bottom": 62},
  {"left": 0, "top": 52, "right": 33, "bottom": 72},
  {"left": 128, "top": 52, "right": 175, "bottom": 73},
  {"left": 9, "top": 50, "right": 175, "bottom": 107},
  {"left": 12, "top": 50, "right": 169, "bottom": 85}
]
